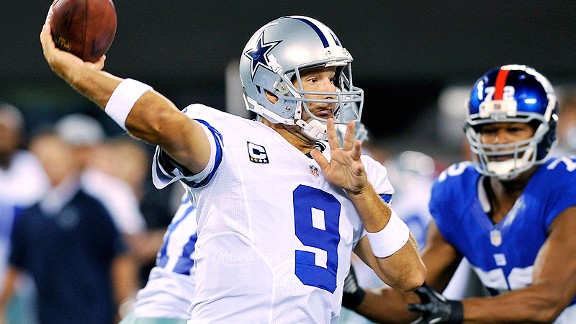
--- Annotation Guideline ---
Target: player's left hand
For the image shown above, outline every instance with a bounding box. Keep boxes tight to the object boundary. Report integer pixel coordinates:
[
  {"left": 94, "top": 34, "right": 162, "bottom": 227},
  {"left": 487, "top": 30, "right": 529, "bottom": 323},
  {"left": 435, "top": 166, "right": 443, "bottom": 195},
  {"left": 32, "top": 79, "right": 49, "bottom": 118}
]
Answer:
[
  {"left": 407, "top": 284, "right": 463, "bottom": 324},
  {"left": 311, "top": 118, "right": 368, "bottom": 195}
]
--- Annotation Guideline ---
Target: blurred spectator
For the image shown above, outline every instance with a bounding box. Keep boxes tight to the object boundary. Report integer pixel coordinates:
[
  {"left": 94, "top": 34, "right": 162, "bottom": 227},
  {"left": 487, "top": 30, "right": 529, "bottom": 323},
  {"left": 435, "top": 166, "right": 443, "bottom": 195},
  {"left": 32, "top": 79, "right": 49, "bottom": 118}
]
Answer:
[
  {"left": 551, "top": 88, "right": 576, "bottom": 157},
  {"left": 0, "top": 102, "right": 48, "bottom": 324},
  {"left": 0, "top": 128, "right": 138, "bottom": 324},
  {"left": 54, "top": 114, "right": 147, "bottom": 236},
  {"left": 92, "top": 138, "right": 197, "bottom": 322},
  {"left": 90, "top": 136, "right": 175, "bottom": 286}
]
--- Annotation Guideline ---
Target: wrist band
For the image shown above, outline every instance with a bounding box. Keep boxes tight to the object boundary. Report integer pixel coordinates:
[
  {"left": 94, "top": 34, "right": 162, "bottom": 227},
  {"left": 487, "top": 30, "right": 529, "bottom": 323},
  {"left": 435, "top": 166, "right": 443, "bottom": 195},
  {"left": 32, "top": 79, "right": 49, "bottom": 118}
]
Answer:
[
  {"left": 366, "top": 210, "right": 410, "bottom": 258},
  {"left": 105, "top": 78, "right": 152, "bottom": 130}
]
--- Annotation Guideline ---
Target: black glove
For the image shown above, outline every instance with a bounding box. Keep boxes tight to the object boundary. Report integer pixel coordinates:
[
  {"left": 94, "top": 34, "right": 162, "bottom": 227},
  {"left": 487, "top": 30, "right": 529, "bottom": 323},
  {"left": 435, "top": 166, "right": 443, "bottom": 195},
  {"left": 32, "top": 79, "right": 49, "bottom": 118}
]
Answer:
[
  {"left": 342, "top": 264, "right": 366, "bottom": 309},
  {"left": 407, "top": 284, "right": 463, "bottom": 324}
]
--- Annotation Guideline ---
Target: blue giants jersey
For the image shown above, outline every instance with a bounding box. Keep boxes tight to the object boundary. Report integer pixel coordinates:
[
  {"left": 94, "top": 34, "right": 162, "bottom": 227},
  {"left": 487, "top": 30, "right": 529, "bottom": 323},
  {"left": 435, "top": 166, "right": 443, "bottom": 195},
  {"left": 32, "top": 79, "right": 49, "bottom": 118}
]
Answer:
[{"left": 431, "top": 158, "right": 576, "bottom": 307}]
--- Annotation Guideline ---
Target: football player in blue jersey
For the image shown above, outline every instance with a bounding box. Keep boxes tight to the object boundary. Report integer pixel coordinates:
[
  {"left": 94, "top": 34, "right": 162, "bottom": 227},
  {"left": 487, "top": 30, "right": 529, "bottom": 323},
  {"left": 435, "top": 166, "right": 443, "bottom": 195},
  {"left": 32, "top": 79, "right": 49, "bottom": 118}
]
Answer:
[
  {"left": 342, "top": 65, "right": 576, "bottom": 323},
  {"left": 40, "top": 14, "right": 425, "bottom": 323}
]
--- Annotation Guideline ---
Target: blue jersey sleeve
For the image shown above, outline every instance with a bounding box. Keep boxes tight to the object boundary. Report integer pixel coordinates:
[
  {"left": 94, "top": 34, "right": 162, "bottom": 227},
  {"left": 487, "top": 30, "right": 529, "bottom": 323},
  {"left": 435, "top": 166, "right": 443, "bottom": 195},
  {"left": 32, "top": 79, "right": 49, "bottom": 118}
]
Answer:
[
  {"left": 429, "top": 162, "right": 479, "bottom": 248},
  {"left": 535, "top": 157, "right": 576, "bottom": 228}
]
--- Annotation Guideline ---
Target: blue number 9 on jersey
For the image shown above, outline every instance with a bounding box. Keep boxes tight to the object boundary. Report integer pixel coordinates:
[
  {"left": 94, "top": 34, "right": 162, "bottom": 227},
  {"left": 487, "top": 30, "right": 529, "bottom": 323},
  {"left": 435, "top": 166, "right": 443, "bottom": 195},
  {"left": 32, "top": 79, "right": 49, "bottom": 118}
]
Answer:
[{"left": 293, "top": 185, "right": 341, "bottom": 293}]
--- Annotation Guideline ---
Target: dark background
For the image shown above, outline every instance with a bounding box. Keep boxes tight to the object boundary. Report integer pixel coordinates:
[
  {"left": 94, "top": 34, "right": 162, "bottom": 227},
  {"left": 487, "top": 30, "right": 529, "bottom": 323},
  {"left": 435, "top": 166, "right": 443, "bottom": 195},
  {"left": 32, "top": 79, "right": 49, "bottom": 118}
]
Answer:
[{"left": 2, "top": 0, "right": 576, "bottom": 160}]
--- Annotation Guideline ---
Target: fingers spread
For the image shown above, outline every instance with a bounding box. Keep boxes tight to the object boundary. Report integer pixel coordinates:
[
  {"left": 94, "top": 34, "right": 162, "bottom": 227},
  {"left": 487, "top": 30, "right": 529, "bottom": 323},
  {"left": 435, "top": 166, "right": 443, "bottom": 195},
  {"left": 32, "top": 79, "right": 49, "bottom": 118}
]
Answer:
[
  {"left": 352, "top": 139, "right": 363, "bottom": 160},
  {"left": 326, "top": 118, "right": 340, "bottom": 150},
  {"left": 341, "top": 120, "right": 356, "bottom": 151}
]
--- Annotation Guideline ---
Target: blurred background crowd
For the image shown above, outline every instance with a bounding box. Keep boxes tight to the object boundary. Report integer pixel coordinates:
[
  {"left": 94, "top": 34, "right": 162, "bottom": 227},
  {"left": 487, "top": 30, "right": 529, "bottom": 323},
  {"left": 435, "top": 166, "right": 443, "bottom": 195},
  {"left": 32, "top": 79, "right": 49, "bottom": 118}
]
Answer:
[{"left": 1, "top": 1, "right": 576, "bottom": 323}]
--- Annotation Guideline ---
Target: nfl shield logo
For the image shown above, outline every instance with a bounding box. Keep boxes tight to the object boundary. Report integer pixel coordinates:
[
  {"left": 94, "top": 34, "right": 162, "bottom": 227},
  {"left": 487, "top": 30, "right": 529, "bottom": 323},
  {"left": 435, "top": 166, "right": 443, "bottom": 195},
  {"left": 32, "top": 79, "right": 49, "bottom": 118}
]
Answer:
[
  {"left": 490, "top": 229, "right": 502, "bottom": 247},
  {"left": 309, "top": 165, "right": 319, "bottom": 177}
]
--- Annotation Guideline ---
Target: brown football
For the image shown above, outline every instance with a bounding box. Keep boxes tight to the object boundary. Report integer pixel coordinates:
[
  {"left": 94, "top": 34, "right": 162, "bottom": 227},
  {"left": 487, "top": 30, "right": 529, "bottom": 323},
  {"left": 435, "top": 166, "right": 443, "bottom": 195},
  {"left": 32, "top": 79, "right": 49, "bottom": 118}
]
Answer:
[{"left": 48, "top": 0, "right": 117, "bottom": 62}]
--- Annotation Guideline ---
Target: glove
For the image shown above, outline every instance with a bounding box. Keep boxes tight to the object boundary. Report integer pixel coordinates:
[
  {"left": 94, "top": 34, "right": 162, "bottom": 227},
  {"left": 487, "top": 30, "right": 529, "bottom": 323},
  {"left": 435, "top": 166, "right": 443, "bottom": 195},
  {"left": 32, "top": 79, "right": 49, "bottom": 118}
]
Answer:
[
  {"left": 407, "top": 284, "right": 463, "bottom": 324},
  {"left": 342, "top": 264, "right": 366, "bottom": 309}
]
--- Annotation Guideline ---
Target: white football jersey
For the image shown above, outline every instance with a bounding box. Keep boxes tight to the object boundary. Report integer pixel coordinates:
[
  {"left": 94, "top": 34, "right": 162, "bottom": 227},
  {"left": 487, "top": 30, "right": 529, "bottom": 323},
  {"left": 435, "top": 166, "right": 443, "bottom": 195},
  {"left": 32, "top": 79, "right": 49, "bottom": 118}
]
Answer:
[
  {"left": 152, "top": 105, "right": 393, "bottom": 323},
  {"left": 131, "top": 193, "right": 197, "bottom": 319}
]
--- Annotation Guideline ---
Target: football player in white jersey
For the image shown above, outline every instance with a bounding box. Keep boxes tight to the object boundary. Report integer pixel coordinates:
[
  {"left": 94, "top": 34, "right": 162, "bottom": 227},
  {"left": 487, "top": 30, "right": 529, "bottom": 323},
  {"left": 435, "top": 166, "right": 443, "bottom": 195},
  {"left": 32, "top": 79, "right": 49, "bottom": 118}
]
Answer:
[
  {"left": 340, "top": 65, "right": 576, "bottom": 323},
  {"left": 40, "top": 15, "right": 426, "bottom": 323},
  {"left": 124, "top": 122, "right": 372, "bottom": 324}
]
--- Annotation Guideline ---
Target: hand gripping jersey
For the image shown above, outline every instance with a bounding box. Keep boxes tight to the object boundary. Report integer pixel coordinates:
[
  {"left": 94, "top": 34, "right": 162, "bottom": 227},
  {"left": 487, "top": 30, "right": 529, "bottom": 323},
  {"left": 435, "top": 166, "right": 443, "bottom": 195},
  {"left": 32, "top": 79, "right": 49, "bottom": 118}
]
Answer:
[
  {"left": 431, "top": 158, "right": 576, "bottom": 322},
  {"left": 152, "top": 104, "right": 393, "bottom": 323}
]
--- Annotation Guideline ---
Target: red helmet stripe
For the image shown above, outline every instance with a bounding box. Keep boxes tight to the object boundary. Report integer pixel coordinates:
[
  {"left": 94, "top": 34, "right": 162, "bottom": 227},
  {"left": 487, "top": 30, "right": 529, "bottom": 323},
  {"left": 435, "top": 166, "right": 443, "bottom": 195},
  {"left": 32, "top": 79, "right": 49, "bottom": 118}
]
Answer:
[{"left": 493, "top": 68, "right": 510, "bottom": 100}]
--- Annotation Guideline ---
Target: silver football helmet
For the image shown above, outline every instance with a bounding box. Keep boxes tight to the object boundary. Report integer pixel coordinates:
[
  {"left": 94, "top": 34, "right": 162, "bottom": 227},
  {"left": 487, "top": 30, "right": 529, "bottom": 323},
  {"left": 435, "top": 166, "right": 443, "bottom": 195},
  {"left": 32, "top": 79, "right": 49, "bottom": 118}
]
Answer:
[{"left": 239, "top": 16, "right": 364, "bottom": 141}]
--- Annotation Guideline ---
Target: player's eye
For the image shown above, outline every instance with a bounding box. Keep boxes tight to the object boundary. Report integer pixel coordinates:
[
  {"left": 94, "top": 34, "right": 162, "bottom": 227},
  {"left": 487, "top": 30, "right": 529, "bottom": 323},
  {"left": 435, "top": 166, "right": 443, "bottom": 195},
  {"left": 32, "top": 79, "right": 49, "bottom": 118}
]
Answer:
[{"left": 480, "top": 127, "right": 496, "bottom": 135}]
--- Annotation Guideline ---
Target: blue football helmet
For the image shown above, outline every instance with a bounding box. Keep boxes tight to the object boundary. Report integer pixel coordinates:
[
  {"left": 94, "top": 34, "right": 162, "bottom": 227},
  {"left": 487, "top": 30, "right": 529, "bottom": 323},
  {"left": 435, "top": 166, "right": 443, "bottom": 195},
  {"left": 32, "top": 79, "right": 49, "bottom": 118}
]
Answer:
[
  {"left": 465, "top": 64, "right": 558, "bottom": 180},
  {"left": 239, "top": 16, "right": 364, "bottom": 141}
]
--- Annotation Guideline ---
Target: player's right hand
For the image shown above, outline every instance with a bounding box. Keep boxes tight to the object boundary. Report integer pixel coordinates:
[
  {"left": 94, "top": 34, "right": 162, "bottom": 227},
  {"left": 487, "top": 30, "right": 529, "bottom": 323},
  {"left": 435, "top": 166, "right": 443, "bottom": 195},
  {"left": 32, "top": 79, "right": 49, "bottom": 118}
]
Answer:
[{"left": 40, "top": 22, "right": 105, "bottom": 79}]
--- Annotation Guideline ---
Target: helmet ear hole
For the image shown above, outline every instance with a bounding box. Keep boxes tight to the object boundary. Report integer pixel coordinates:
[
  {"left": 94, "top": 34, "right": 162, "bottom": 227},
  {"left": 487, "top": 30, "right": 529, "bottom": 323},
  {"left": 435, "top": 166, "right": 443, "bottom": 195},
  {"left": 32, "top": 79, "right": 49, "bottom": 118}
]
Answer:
[{"left": 264, "top": 90, "right": 279, "bottom": 104}]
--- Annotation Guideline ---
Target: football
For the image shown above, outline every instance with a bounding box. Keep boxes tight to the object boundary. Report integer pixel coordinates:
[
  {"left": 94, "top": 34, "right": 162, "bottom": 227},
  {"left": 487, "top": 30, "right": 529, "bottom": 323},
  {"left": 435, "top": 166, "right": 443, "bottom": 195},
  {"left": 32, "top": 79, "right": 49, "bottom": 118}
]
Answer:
[{"left": 48, "top": 0, "right": 117, "bottom": 62}]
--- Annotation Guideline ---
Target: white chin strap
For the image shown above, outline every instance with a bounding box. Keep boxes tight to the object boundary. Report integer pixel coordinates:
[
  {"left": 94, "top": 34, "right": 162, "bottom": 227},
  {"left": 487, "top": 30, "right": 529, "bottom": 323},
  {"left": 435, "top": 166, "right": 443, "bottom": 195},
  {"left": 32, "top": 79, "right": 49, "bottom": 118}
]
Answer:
[
  {"left": 486, "top": 147, "right": 534, "bottom": 180},
  {"left": 296, "top": 119, "right": 328, "bottom": 141},
  {"left": 486, "top": 160, "right": 525, "bottom": 179},
  {"left": 294, "top": 103, "right": 328, "bottom": 141}
]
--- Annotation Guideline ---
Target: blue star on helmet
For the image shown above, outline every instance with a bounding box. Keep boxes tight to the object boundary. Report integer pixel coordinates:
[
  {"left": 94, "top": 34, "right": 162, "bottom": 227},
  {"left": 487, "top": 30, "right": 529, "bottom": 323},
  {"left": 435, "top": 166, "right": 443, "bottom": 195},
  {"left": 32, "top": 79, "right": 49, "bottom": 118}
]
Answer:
[{"left": 244, "top": 32, "right": 281, "bottom": 80}]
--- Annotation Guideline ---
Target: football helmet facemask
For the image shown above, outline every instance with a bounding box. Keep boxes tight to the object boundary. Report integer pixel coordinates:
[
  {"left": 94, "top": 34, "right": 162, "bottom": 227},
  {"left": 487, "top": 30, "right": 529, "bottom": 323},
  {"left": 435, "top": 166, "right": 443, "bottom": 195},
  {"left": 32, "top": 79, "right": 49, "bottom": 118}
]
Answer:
[
  {"left": 335, "top": 103, "right": 369, "bottom": 145},
  {"left": 239, "top": 16, "right": 364, "bottom": 141},
  {"left": 465, "top": 64, "right": 558, "bottom": 180}
]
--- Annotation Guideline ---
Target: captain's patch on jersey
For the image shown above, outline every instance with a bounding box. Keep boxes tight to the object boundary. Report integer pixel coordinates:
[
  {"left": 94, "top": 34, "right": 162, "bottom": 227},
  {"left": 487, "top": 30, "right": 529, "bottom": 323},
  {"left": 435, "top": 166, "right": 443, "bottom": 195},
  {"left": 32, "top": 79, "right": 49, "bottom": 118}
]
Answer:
[{"left": 247, "top": 142, "right": 269, "bottom": 164}]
